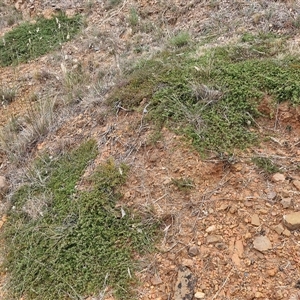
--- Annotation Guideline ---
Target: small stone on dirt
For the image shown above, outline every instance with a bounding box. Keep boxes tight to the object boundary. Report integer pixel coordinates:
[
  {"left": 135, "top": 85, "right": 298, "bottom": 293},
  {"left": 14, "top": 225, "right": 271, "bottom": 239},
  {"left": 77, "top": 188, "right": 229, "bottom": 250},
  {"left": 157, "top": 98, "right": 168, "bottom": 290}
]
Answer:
[
  {"left": 267, "top": 191, "right": 277, "bottom": 200},
  {"left": 235, "top": 239, "right": 244, "bottom": 258},
  {"left": 151, "top": 274, "right": 163, "bottom": 286},
  {"left": 206, "top": 235, "right": 223, "bottom": 244},
  {"left": 182, "top": 258, "right": 194, "bottom": 267},
  {"left": 274, "top": 223, "right": 284, "bottom": 235},
  {"left": 174, "top": 266, "right": 197, "bottom": 300},
  {"left": 272, "top": 173, "right": 285, "bottom": 182},
  {"left": 149, "top": 153, "right": 159, "bottom": 163},
  {"left": 205, "top": 225, "right": 216, "bottom": 233},
  {"left": 229, "top": 206, "right": 237, "bottom": 214},
  {"left": 231, "top": 252, "right": 241, "bottom": 267},
  {"left": 217, "top": 203, "right": 228, "bottom": 211},
  {"left": 267, "top": 268, "right": 277, "bottom": 277},
  {"left": 255, "top": 291, "right": 264, "bottom": 298},
  {"left": 251, "top": 214, "right": 261, "bottom": 226},
  {"left": 293, "top": 180, "right": 300, "bottom": 191},
  {"left": 188, "top": 246, "right": 199, "bottom": 257},
  {"left": 282, "top": 228, "right": 291, "bottom": 237},
  {"left": 253, "top": 236, "right": 272, "bottom": 252},
  {"left": 194, "top": 291, "right": 205, "bottom": 299},
  {"left": 283, "top": 212, "right": 300, "bottom": 230},
  {"left": 280, "top": 198, "right": 292, "bottom": 209}
]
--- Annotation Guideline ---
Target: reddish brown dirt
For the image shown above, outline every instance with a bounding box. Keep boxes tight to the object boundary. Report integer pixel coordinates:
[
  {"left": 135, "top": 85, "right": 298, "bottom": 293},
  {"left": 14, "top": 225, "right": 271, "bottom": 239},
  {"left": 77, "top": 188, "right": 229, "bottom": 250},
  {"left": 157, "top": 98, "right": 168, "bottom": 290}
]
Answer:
[{"left": 1, "top": 1, "right": 300, "bottom": 300}]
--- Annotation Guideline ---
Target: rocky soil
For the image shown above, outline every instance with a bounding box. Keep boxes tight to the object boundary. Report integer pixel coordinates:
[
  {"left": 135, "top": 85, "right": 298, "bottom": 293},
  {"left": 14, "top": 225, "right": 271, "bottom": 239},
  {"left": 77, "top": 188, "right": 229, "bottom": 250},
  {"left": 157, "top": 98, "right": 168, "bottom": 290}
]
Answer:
[{"left": 1, "top": 1, "right": 300, "bottom": 299}]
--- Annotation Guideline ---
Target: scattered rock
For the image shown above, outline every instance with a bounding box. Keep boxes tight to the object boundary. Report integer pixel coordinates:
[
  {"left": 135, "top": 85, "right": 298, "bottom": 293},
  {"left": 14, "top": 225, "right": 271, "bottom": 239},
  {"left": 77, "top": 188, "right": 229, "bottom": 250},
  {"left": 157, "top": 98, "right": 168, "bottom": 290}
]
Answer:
[
  {"left": 215, "top": 242, "right": 226, "bottom": 250},
  {"left": 283, "top": 212, "right": 300, "bottom": 230},
  {"left": 174, "top": 266, "right": 197, "bottom": 300},
  {"left": 283, "top": 228, "right": 291, "bottom": 237},
  {"left": 251, "top": 214, "right": 261, "bottom": 226},
  {"left": 149, "top": 153, "right": 159, "bottom": 163},
  {"left": 194, "top": 291, "right": 205, "bottom": 299},
  {"left": 206, "top": 235, "right": 223, "bottom": 244},
  {"left": 188, "top": 246, "right": 199, "bottom": 257},
  {"left": 253, "top": 236, "right": 272, "bottom": 252},
  {"left": 229, "top": 206, "right": 237, "bottom": 214},
  {"left": 0, "top": 176, "right": 8, "bottom": 201},
  {"left": 231, "top": 252, "right": 241, "bottom": 267},
  {"left": 267, "top": 268, "right": 277, "bottom": 277},
  {"left": 217, "top": 203, "right": 228, "bottom": 211},
  {"left": 280, "top": 198, "right": 292, "bottom": 209},
  {"left": 293, "top": 180, "right": 300, "bottom": 191},
  {"left": 272, "top": 173, "right": 285, "bottom": 182},
  {"left": 235, "top": 239, "right": 244, "bottom": 258},
  {"left": 182, "top": 258, "right": 194, "bottom": 267},
  {"left": 274, "top": 223, "right": 284, "bottom": 235},
  {"left": 151, "top": 274, "right": 163, "bottom": 286},
  {"left": 267, "top": 191, "right": 277, "bottom": 200},
  {"left": 255, "top": 291, "right": 264, "bottom": 298},
  {"left": 205, "top": 225, "right": 216, "bottom": 233}
]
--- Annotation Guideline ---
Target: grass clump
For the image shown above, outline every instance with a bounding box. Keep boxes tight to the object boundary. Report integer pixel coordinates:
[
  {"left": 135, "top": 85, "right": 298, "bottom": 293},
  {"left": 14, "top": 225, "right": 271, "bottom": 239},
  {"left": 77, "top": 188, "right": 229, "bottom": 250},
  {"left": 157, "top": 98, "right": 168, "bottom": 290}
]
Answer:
[
  {"left": 0, "top": 86, "right": 16, "bottom": 105},
  {"left": 252, "top": 156, "right": 280, "bottom": 174},
  {"left": 170, "top": 31, "right": 191, "bottom": 48},
  {"left": 0, "top": 98, "right": 55, "bottom": 162},
  {"left": 0, "top": 13, "right": 82, "bottom": 66},
  {"left": 2, "top": 140, "right": 157, "bottom": 300},
  {"left": 109, "top": 34, "right": 300, "bottom": 154}
]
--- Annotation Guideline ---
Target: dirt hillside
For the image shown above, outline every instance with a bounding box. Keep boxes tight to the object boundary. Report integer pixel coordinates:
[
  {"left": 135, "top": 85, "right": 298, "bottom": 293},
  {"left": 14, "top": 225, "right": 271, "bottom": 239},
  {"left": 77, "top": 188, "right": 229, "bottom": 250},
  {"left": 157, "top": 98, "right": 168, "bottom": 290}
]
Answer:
[{"left": 1, "top": 1, "right": 300, "bottom": 299}]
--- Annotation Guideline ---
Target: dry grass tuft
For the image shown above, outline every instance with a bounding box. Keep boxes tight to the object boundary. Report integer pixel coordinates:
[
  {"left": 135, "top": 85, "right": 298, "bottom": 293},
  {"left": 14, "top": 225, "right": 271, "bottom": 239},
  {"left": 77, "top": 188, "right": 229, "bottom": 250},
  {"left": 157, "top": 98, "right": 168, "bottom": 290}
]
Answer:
[{"left": 0, "top": 97, "right": 56, "bottom": 162}]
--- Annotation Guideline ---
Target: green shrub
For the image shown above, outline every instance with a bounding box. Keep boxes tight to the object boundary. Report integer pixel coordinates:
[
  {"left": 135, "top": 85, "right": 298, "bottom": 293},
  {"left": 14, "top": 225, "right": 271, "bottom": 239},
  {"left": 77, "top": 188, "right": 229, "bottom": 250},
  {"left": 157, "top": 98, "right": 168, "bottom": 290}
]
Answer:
[
  {"left": 108, "top": 35, "right": 300, "bottom": 154},
  {"left": 0, "top": 13, "right": 82, "bottom": 66},
  {"left": 170, "top": 31, "right": 190, "bottom": 47},
  {"left": 2, "top": 140, "right": 157, "bottom": 299}
]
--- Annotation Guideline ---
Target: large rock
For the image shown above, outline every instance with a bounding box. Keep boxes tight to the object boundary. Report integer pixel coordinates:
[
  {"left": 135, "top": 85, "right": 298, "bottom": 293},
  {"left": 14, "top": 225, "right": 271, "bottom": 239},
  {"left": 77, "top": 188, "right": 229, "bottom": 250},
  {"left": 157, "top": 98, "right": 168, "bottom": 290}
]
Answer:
[
  {"left": 283, "top": 212, "right": 300, "bottom": 230},
  {"left": 174, "top": 266, "right": 197, "bottom": 300},
  {"left": 0, "top": 176, "right": 8, "bottom": 201}
]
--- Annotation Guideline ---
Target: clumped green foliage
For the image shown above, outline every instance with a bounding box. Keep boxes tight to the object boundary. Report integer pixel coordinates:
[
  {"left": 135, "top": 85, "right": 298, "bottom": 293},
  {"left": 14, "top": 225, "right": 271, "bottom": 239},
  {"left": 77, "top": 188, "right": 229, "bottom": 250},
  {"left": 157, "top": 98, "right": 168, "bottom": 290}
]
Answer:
[
  {"left": 2, "top": 140, "right": 156, "bottom": 300},
  {"left": 0, "top": 13, "right": 82, "bottom": 66},
  {"left": 252, "top": 156, "right": 280, "bottom": 174},
  {"left": 170, "top": 31, "right": 191, "bottom": 48},
  {"left": 109, "top": 34, "right": 300, "bottom": 154}
]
